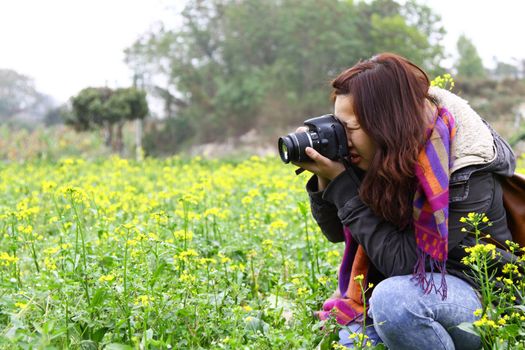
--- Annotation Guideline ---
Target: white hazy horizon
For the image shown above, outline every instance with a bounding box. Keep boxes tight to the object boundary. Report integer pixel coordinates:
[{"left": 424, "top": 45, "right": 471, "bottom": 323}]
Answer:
[{"left": 0, "top": 0, "right": 524, "bottom": 104}]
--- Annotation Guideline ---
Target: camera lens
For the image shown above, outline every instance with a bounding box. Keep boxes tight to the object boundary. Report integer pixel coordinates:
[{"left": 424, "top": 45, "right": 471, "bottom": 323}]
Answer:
[
  {"left": 278, "top": 136, "right": 293, "bottom": 163},
  {"left": 278, "top": 132, "right": 313, "bottom": 163},
  {"left": 279, "top": 139, "right": 290, "bottom": 162}
]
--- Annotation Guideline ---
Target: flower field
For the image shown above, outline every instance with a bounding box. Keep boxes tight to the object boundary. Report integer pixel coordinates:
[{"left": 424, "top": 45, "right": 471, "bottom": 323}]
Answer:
[
  {"left": 0, "top": 156, "right": 341, "bottom": 349},
  {"left": 1, "top": 154, "right": 524, "bottom": 349}
]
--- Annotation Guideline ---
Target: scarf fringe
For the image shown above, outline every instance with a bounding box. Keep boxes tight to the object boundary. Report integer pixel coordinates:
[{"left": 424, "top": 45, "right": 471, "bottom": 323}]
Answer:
[{"left": 412, "top": 248, "right": 448, "bottom": 300}]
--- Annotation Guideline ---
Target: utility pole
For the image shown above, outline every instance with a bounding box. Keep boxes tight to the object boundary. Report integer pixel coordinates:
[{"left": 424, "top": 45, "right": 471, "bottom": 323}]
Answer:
[{"left": 133, "top": 73, "right": 144, "bottom": 161}]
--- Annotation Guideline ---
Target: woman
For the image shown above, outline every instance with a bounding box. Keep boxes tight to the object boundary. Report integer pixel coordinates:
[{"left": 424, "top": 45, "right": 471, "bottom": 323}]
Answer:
[{"left": 295, "top": 53, "right": 516, "bottom": 349}]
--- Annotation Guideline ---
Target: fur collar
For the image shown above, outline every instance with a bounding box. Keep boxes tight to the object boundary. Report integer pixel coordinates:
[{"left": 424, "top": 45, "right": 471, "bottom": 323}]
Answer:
[{"left": 429, "top": 87, "right": 495, "bottom": 173}]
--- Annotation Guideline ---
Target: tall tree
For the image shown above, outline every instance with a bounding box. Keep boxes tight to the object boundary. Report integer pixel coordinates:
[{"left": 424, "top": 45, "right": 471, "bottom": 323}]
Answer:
[
  {"left": 0, "top": 69, "right": 44, "bottom": 120},
  {"left": 69, "top": 87, "right": 148, "bottom": 153},
  {"left": 105, "top": 87, "right": 149, "bottom": 153},
  {"left": 492, "top": 60, "right": 520, "bottom": 80},
  {"left": 356, "top": 0, "right": 446, "bottom": 75},
  {"left": 455, "top": 34, "right": 486, "bottom": 79},
  {"left": 125, "top": 0, "right": 446, "bottom": 144}
]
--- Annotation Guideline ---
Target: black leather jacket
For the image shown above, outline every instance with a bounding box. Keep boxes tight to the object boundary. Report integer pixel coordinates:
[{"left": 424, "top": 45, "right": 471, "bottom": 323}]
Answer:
[{"left": 307, "top": 123, "right": 516, "bottom": 286}]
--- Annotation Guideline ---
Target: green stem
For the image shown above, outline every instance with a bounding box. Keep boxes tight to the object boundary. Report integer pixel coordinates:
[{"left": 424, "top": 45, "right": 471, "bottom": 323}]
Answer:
[
  {"left": 123, "top": 228, "right": 132, "bottom": 342},
  {"left": 213, "top": 217, "right": 220, "bottom": 243},
  {"left": 64, "top": 291, "right": 69, "bottom": 348},
  {"left": 359, "top": 281, "right": 367, "bottom": 349},
  {"left": 303, "top": 212, "right": 315, "bottom": 286},
  {"left": 281, "top": 249, "right": 287, "bottom": 284},
  {"left": 10, "top": 220, "right": 21, "bottom": 287},
  {"left": 183, "top": 201, "right": 188, "bottom": 251},
  {"left": 71, "top": 199, "right": 87, "bottom": 271},
  {"left": 250, "top": 258, "right": 257, "bottom": 297},
  {"left": 30, "top": 241, "right": 40, "bottom": 273}
]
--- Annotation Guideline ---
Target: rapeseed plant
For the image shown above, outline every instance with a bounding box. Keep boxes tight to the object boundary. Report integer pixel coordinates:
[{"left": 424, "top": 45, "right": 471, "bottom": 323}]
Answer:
[
  {"left": 1, "top": 154, "right": 521, "bottom": 349},
  {"left": 459, "top": 212, "right": 525, "bottom": 348},
  {"left": 0, "top": 155, "right": 344, "bottom": 348}
]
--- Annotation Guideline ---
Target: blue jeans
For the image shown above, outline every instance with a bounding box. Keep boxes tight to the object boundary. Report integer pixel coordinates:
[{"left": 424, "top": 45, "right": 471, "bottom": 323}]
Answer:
[{"left": 339, "top": 273, "right": 481, "bottom": 350}]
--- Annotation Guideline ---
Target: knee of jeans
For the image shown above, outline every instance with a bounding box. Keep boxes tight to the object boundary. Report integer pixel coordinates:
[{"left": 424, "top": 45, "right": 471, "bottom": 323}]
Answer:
[{"left": 369, "top": 276, "right": 412, "bottom": 325}]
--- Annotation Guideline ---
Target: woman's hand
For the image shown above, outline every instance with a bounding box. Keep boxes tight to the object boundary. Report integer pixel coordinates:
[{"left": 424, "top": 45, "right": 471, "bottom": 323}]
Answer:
[
  {"left": 293, "top": 147, "right": 345, "bottom": 182},
  {"left": 291, "top": 126, "right": 345, "bottom": 189}
]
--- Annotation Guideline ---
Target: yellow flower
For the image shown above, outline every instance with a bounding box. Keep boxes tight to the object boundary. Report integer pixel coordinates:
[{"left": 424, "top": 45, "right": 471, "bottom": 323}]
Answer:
[
  {"left": 464, "top": 243, "right": 497, "bottom": 260},
  {"left": 134, "top": 295, "right": 155, "bottom": 307},
  {"left": 262, "top": 239, "right": 274, "bottom": 250},
  {"left": 473, "top": 309, "right": 482, "bottom": 317},
  {"left": 203, "top": 207, "right": 220, "bottom": 217},
  {"left": 242, "top": 305, "right": 253, "bottom": 312},
  {"left": 267, "top": 192, "right": 287, "bottom": 204},
  {"left": 179, "top": 270, "right": 196, "bottom": 283},
  {"left": 218, "top": 253, "right": 231, "bottom": 264},
  {"left": 175, "top": 249, "right": 199, "bottom": 262},
  {"left": 502, "top": 263, "right": 519, "bottom": 275},
  {"left": 297, "top": 287, "right": 308, "bottom": 296},
  {"left": 99, "top": 274, "right": 115, "bottom": 282},
  {"left": 44, "top": 257, "right": 57, "bottom": 270},
  {"left": 230, "top": 263, "right": 245, "bottom": 272},
  {"left": 126, "top": 239, "right": 139, "bottom": 247},
  {"left": 354, "top": 274, "right": 364, "bottom": 283},
  {"left": 147, "top": 232, "right": 159, "bottom": 241},
  {"left": 173, "top": 230, "right": 193, "bottom": 241},
  {"left": 241, "top": 196, "right": 253, "bottom": 205},
  {"left": 269, "top": 220, "right": 288, "bottom": 231},
  {"left": 0, "top": 252, "right": 19, "bottom": 266},
  {"left": 41, "top": 180, "right": 57, "bottom": 192},
  {"left": 331, "top": 342, "right": 348, "bottom": 350},
  {"left": 15, "top": 302, "right": 28, "bottom": 309},
  {"left": 17, "top": 224, "right": 33, "bottom": 234},
  {"left": 43, "top": 247, "right": 60, "bottom": 255}
]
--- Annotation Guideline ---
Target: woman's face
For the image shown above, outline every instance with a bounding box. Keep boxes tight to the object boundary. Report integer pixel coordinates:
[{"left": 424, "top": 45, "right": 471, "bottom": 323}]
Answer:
[{"left": 334, "top": 94, "right": 376, "bottom": 171}]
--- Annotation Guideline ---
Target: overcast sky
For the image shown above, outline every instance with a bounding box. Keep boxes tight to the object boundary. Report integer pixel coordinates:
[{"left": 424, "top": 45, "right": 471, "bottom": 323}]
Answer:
[{"left": 0, "top": 0, "right": 524, "bottom": 103}]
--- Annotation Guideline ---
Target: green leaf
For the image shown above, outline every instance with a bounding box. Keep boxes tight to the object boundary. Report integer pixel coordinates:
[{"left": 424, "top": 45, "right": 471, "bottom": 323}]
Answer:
[
  {"left": 456, "top": 322, "right": 479, "bottom": 336},
  {"left": 89, "top": 288, "right": 107, "bottom": 309},
  {"left": 513, "top": 304, "right": 525, "bottom": 312},
  {"left": 105, "top": 343, "right": 133, "bottom": 350}
]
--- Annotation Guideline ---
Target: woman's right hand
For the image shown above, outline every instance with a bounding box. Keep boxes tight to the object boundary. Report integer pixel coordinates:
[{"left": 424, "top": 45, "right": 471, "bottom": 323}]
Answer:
[{"left": 291, "top": 127, "right": 344, "bottom": 191}]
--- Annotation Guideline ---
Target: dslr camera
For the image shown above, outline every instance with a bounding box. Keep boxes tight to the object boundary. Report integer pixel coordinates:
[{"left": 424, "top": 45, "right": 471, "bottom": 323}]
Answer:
[{"left": 278, "top": 114, "right": 349, "bottom": 164}]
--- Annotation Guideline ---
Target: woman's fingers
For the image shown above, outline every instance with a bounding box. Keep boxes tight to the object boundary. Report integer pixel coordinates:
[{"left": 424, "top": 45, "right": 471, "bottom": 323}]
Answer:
[
  {"left": 305, "top": 147, "right": 328, "bottom": 165},
  {"left": 291, "top": 148, "right": 345, "bottom": 180},
  {"left": 292, "top": 160, "right": 319, "bottom": 174},
  {"left": 295, "top": 126, "right": 309, "bottom": 133},
  {"left": 305, "top": 147, "right": 345, "bottom": 180}
]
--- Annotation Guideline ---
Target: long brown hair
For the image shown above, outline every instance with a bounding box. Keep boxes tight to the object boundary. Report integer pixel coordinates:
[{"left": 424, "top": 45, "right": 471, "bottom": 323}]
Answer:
[{"left": 331, "top": 53, "right": 435, "bottom": 228}]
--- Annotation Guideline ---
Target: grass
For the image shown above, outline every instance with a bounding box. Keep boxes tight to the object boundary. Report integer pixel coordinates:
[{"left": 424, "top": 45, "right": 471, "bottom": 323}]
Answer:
[
  {"left": 0, "top": 156, "right": 340, "bottom": 349},
  {"left": 1, "top": 154, "right": 523, "bottom": 349}
]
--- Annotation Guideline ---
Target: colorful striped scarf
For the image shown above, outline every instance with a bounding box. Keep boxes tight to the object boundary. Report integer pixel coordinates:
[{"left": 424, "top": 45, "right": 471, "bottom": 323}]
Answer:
[{"left": 316, "top": 107, "right": 457, "bottom": 325}]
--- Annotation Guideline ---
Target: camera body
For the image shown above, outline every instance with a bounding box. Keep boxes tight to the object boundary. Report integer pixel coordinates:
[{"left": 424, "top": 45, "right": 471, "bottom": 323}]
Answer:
[{"left": 278, "top": 114, "right": 349, "bottom": 163}]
